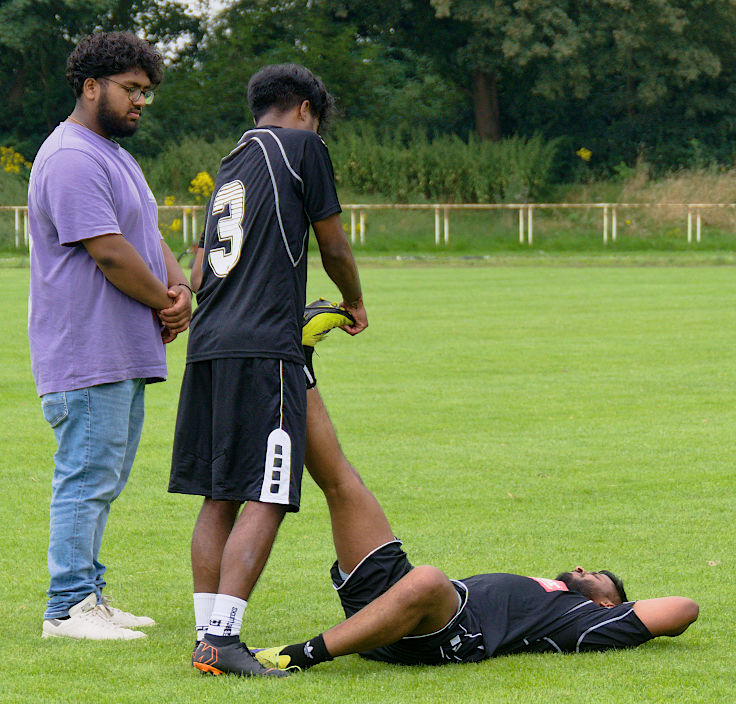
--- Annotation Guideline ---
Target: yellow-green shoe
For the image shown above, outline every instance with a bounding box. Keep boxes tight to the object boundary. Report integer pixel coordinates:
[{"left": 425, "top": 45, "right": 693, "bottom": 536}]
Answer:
[
  {"left": 302, "top": 298, "right": 355, "bottom": 347},
  {"left": 251, "top": 646, "right": 301, "bottom": 672}
]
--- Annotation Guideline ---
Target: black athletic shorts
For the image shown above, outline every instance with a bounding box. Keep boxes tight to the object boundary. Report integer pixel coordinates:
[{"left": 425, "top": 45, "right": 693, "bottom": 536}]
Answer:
[
  {"left": 168, "top": 357, "right": 306, "bottom": 510},
  {"left": 330, "top": 541, "right": 487, "bottom": 665},
  {"left": 303, "top": 346, "right": 317, "bottom": 389}
]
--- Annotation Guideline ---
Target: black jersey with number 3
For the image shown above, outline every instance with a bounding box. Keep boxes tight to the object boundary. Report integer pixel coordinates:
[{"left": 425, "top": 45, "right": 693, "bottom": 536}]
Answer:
[{"left": 186, "top": 127, "right": 341, "bottom": 365}]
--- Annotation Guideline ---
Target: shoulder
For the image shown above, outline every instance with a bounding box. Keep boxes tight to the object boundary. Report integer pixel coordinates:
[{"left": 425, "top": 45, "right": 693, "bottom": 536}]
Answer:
[
  {"left": 35, "top": 144, "right": 109, "bottom": 189},
  {"left": 244, "top": 127, "right": 327, "bottom": 154},
  {"left": 36, "top": 125, "right": 109, "bottom": 172}
]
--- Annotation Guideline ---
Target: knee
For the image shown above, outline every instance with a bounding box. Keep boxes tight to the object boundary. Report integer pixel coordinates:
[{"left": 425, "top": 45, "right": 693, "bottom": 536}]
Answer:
[
  {"left": 404, "top": 565, "right": 454, "bottom": 607},
  {"left": 312, "top": 458, "right": 365, "bottom": 495}
]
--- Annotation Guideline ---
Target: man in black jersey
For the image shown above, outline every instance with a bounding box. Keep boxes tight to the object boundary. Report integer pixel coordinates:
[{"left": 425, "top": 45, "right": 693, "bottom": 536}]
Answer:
[
  {"left": 170, "top": 64, "right": 367, "bottom": 678},
  {"left": 249, "top": 385, "right": 699, "bottom": 672}
]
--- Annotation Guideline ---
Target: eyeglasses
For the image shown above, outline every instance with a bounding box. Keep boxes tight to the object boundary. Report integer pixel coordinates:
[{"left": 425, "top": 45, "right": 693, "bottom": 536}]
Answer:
[{"left": 99, "top": 77, "right": 155, "bottom": 105}]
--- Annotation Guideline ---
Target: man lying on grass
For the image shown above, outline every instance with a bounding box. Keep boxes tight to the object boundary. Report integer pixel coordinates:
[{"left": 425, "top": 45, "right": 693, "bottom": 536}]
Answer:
[{"left": 193, "top": 317, "right": 698, "bottom": 675}]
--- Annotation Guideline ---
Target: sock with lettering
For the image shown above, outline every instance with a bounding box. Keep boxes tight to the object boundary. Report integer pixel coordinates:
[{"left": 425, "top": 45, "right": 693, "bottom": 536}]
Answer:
[{"left": 206, "top": 594, "right": 247, "bottom": 638}]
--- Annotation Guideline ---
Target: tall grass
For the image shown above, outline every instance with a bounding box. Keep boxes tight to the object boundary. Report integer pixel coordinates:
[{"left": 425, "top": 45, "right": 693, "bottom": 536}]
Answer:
[{"left": 329, "top": 126, "right": 561, "bottom": 203}]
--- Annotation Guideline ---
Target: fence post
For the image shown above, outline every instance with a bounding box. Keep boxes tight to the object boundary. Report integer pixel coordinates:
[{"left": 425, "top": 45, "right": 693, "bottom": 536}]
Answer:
[
  {"left": 444, "top": 208, "right": 449, "bottom": 245},
  {"left": 527, "top": 206, "right": 533, "bottom": 246},
  {"left": 359, "top": 210, "right": 365, "bottom": 245},
  {"left": 23, "top": 209, "right": 28, "bottom": 247},
  {"left": 687, "top": 206, "right": 692, "bottom": 243},
  {"left": 519, "top": 207, "right": 524, "bottom": 244},
  {"left": 603, "top": 205, "right": 609, "bottom": 245},
  {"left": 696, "top": 208, "right": 701, "bottom": 243},
  {"left": 15, "top": 208, "right": 20, "bottom": 248},
  {"left": 350, "top": 208, "right": 356, "bottom": 244},
  {"left": 192, "top": 209, "right": 198, "bottom": 243},
  {"left": 182, "top": 207, "right": 189, "bottom": 244},
  {"left": 435, "top": 207, "right": 441, "bottom": 246},
  {"left": 612, "top": 206, "right": 617, "bottom": 242}
]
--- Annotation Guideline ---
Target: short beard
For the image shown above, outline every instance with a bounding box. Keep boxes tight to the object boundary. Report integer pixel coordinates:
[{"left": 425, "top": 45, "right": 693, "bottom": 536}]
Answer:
[
  {"left": 555, "top": 571, "right": 595, "bottom": 601},
  {"left": 97, "top": 89, "right": 138, "bottom": 138}
]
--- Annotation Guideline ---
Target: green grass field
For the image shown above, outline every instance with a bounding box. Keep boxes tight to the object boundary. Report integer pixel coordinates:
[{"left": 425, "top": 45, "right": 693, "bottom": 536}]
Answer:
[{"left": 1, "top": 260, "right": 733, "bottom": 703}]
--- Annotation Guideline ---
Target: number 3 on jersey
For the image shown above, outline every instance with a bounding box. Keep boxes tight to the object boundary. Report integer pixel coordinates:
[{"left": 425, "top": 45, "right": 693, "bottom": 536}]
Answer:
[{"left": 208, "top": 180, "right": 246, "bottom": 278}]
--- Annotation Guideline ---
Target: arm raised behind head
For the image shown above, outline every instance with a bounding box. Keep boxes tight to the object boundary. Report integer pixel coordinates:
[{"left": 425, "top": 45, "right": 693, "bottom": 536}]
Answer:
[{"left": 633, "top": 597, "right": 699, "bottom": 637}]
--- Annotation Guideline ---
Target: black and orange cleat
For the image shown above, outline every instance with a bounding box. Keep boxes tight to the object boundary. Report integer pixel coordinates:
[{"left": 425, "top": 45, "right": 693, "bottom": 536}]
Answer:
[{"left": 192, "top": 636, "right": 289, "bottom": 678}]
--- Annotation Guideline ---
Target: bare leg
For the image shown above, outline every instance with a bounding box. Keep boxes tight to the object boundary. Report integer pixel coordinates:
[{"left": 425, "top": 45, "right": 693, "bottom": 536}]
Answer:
[
  {"left": 217, "top": 500, "right": 287, "bottom": 599},
  {"left": 191, "top": 498, "right": 241, "bottom": 593},
  {"left": 323, "top": 566, "right": 460, "bottom": 655},
  {"left": 305, "top": 387, "right": 394, "bottom": 573},
  {"left": 253, "top": 389, "right": 462, "bottom": 670}
]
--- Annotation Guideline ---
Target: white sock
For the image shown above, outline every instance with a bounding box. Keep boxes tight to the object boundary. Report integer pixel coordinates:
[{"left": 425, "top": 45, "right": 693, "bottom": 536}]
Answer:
[
  {"left": 193, "top": 592, "right": 216, "bottom": 642},
  {"left": 207, "top": 594, "right": 247, "bottom": 638}
]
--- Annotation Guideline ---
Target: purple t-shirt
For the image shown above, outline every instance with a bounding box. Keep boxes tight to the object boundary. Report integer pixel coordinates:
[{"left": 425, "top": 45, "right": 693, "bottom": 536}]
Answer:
[{"left": 28, "top": 122, "right": 168, "bottom": 396}]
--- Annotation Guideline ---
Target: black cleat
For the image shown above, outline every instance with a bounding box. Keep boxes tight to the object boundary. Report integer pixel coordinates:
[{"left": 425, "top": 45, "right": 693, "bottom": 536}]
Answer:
[{"left": 192, "top": 636, "right": 290, "bottom": 677}]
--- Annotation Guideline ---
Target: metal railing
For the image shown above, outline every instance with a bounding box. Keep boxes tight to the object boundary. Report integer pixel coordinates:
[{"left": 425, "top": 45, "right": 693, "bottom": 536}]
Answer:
[{"left": 2, "top": 202, "right": 733, "bottom": 249}]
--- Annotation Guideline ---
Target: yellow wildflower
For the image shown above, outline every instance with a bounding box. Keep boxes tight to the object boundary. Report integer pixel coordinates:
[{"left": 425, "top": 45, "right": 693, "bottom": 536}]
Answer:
[
  {"left": 188, "top": 171, "right": 215, "bottom": 201},
  {"left": 1, "top": 146, "right": 31, "bottom": 174}
]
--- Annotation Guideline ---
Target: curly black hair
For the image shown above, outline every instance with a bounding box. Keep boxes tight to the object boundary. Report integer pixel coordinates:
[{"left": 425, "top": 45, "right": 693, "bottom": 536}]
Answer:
[
  {"left": 66, "top": 31, "right": 163, "bottom": 97},
  {"left": 247, "top": 63, "right": 336, "bottom": 130}
]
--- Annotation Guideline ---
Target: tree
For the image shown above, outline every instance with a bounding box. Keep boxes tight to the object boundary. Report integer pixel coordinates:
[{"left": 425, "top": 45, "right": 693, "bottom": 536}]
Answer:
[{"left": 0, "top": 0, "right": 202, "bottom": 156}]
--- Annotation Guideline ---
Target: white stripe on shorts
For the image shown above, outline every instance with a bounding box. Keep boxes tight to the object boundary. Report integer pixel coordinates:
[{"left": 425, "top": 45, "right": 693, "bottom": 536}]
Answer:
[{"left": 259, "top": 361, "right": 291, "bottom": 504}]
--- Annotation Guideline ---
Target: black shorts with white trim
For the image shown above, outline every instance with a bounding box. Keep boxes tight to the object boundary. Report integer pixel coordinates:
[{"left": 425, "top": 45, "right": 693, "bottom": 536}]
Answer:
[
  {"left": 169, "top": 357, "right": 306, "bottom": 509},
  {"left": 330, "top": 541, "right": 487, "bottom": 666}
]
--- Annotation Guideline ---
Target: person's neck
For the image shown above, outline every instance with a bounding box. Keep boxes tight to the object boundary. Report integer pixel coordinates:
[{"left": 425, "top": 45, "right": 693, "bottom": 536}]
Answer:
[
  {"left": 255, "top": 108, "right": 303, "bottom": 130},
  {"left": 67, "top": 109, "right": 108, "bottom": 139}
]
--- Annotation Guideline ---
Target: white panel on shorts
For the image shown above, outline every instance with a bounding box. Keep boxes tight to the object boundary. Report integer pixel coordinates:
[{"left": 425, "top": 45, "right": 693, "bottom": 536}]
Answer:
[{"left": 260, "top": 428, "right": 292, "bottom": 504}]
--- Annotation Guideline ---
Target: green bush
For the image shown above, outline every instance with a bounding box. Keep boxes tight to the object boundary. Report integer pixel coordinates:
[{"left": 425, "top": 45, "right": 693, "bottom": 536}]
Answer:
[
  {"left": 137, "top": 135, "right": 237, "bottom": 201},
  {"left": 329, "top": 126, "right": 560, "bottom": 203},
  {"left": 135, "top": 127, "right": 560, "bottom": 206}
]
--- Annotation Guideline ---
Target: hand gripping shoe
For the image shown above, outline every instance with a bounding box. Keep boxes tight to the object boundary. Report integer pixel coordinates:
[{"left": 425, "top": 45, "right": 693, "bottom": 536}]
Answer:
[{"left": 302, "top": 298, "right": 355, "bottom": 347}]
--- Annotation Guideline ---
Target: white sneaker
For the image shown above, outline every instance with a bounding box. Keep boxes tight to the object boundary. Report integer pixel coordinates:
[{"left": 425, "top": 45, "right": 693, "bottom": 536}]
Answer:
[
  {"left": 100, "top": 595, "right": 155, "bottom": 628},
  {"left": 42, "top": 593, "right": 146, "bottom": 640}
]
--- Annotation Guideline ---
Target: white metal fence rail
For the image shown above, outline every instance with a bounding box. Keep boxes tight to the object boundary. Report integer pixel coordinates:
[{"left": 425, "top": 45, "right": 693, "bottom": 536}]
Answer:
[{"left": 1, "top": 202, "right": 732, "bottom": 249}]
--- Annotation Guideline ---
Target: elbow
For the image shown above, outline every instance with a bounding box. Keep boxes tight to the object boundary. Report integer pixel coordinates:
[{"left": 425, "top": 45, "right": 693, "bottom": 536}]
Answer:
[
  {"left": 681, "top": 598, "right": 699, "bottom": 626},
  {"left": 93, "top": 252, "right": 120, "bottom": 270},
  {"left": 319, "top": 239, "right": 350, "bottom": 266},
  {"left": 671, "top": 597, "right": 699, "bottom": 635}
]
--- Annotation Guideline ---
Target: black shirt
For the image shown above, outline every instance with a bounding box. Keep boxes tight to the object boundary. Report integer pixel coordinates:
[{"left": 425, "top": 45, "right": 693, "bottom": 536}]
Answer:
[
  {"left": 461, "top": 573, "right": 653, "bottom": 656},
  {"left": 187, "top": 127, "right": 341, "bottom": 365}
]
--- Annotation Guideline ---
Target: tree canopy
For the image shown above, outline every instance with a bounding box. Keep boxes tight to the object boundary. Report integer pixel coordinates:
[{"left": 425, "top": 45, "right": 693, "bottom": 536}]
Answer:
[{"left": 3, "top": 0, "right": 736, "bottom": 174}]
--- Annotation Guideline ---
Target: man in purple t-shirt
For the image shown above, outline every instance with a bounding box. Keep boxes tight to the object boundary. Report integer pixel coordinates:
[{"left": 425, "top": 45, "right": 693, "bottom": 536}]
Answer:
[{"left": 28, "top": 31, "right": 192, "bottom": 641}]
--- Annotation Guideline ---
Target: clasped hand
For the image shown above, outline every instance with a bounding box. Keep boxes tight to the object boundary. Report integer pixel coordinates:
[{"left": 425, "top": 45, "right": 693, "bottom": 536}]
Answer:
[{"left": 158, "top": 284, "right": 193, "bottom": 344}]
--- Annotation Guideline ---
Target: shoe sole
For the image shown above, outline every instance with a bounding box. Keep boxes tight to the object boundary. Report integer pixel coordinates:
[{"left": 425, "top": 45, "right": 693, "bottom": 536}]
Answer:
[
  {"left": 42, "top": 627, "right": 146, "bottom": 640},
  {"left": 193, "top": 661, "right": 287, "bottom": 677}
]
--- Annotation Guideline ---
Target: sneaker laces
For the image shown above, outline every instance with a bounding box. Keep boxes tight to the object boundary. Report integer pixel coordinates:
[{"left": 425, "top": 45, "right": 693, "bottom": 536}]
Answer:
[
  {"left": 99, "top": 595, "right": 129, "bottom": 618},
  {"left": 80, "top": 605, "right": 125, "bottom": 631}
]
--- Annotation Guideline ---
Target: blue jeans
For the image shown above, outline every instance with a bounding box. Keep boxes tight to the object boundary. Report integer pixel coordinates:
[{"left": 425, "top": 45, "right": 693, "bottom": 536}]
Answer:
[{"left": 41, "top": 379, "right": 146, "bottom": 618}]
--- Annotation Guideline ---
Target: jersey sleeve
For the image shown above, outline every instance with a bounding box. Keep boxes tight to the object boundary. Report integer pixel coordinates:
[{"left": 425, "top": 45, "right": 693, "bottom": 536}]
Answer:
[
  {"left": 574, "top": 603, "right": 654, "bottom": 652},
  {"left": 301, "top": 135, "right": 341, "bottom": 223},
  {"left": 41, "top": 149, "right": 121, "bottom": 245}
]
